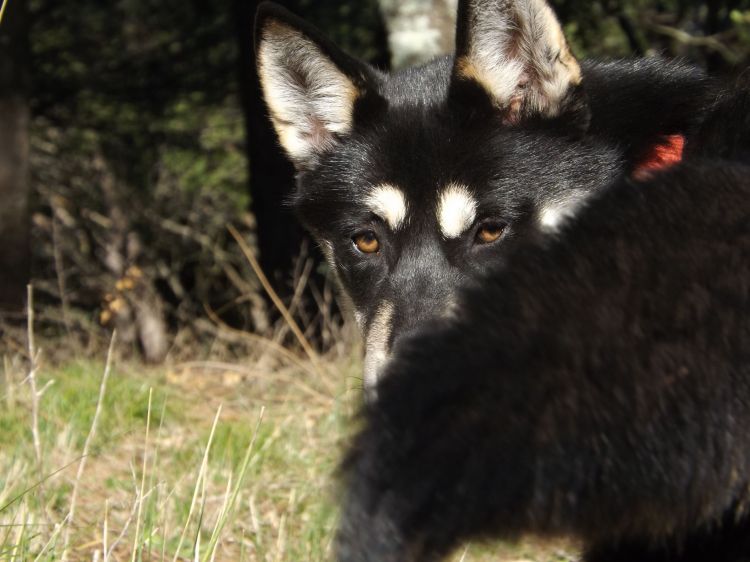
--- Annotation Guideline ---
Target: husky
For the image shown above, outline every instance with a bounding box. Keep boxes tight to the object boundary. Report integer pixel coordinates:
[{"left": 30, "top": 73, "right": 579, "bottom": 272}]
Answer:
[{"left": 254, "top": 0, "right": 715, "bottom": 395}]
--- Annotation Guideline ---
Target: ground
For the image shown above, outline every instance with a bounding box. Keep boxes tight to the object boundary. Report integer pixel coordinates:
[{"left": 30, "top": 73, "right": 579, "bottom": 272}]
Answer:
[{"left": 0, "top": 328, "right": 579, "bottom": 561}]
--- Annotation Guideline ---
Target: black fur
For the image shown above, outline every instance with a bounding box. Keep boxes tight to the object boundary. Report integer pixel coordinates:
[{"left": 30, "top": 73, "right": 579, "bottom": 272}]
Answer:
[{"left": 337, "top": 84, "right": 750, "bottom": 561}]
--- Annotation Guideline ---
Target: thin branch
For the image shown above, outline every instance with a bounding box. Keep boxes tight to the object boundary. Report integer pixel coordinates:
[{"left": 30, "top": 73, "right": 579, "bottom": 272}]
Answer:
[
  {"left": 51, "top": 214, "right": 73, "bottom": 336},
  {"left": 646, "top": 21, "right": 739, "bottom": 64},
  {"left": 202, "top": 306, "right": 315, "bottom": 376},
  {"left": 272, "top": 257, "right": 314, "bottom": 347}
]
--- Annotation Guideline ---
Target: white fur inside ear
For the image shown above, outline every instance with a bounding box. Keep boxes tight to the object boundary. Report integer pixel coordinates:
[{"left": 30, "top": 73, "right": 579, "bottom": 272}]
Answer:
[
  {"left": 457, "top": 0, "right": 581, "bottom": 117},
  {"left": 437, "top": 183, "right": 477, "bottom": 239},
  {"left": 366, "top": 184, "right": 408, "bottom": 230},
  {"left": 257, "top": 21, "right": 358, "bottom": 165}
]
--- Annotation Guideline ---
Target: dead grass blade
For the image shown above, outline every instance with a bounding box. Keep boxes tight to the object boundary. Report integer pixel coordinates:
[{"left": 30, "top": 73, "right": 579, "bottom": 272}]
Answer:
[
  {"left": 227, "top": 225, "right": 322, "bottom": 373},
  {"left": 60, "top": 330, "right": 117, "bottom": 561}
]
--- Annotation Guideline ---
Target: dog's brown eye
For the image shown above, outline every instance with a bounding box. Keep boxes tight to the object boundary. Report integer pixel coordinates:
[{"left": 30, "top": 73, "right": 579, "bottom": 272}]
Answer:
[
  {"left": 353, "top": 231, "right": 380, "bottom": 254},
  {"left": 476, "top": 223, "right": 505, "bottom": 244}
]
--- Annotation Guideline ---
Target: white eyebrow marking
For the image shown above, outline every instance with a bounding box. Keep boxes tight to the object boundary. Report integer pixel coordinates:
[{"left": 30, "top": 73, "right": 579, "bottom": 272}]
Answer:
[
  {"left": 366, "top": 184, "right": 408, "bottom": 230},
  {"left": 538, "top": 191, "right": 591, "bottom": 232},
  {"left": 539, "top": 206, "right": 565, "bottom": 230},
  {"left": 437, "top": 183, "right": 478, "bottom": 238}
]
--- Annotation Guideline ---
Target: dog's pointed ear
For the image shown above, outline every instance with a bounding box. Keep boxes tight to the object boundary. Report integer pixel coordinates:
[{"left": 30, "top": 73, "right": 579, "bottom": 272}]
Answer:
[
  {"left": 255, "top": 3, "right": 382, "bottom": 171},
  {"left": 451, "top": 0, "right": 587, "bottom": 126}
]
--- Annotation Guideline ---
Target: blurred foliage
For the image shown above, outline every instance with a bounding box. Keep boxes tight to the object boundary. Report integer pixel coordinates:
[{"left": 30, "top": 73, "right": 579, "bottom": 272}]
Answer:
[
  {"left": 279, "top": 0, "right": 389, "bottom": 65},
  {"left": 24, "top": 0, "right": 750, "bottom": 355},
  {"left": 554, "top": 0, "right": 750, "bottom": 68},
  {"left": 29, "top": 0, "right": 240, "bottom": 198},
  {"left": 26, "top": 0, "right": 383, "bottom": 353},
  {"left": 28, "top": 0, "right": 248, "bottom": 354}
]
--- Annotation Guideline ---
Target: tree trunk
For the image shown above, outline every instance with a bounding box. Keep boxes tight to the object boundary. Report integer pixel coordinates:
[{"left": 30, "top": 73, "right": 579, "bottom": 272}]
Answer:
[
  {"left": 234, "top": 0, "right": 301, "bottom": 303},
  {"left": 0, "top": 0, "right": 31, "bottom": 312},
  {"left": 379, "top": 0, "right": 457, "bottom": 69}
]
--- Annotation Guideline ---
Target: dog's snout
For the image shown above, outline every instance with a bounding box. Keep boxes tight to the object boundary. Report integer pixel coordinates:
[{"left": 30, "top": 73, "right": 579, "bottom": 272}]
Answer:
[{"left": 361, "top": 243, "right": 464, "bottom": 397}]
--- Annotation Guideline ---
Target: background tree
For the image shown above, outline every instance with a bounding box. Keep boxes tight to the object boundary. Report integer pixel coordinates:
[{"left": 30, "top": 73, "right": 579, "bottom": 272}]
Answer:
[
  {"left": 379, "top": 0, "right": 457, "bottom": 68},
  {"left": 0, "top": 0, "right": 31, "bottom": 313}
]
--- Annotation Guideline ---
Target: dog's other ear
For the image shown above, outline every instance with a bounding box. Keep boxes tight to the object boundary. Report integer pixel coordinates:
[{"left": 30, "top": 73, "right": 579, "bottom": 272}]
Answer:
[
  {"left": 451, "top": 0, "right": 587, "bottom": 126},
  {"left": 255, "top": 2, "right": 382, "bottom": 171}
]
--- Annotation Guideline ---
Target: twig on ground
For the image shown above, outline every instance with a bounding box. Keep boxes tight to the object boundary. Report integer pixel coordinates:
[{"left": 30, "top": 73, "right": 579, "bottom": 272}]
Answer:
[{"left": 175, "top": 360, "right": 332, "bottom": 405}]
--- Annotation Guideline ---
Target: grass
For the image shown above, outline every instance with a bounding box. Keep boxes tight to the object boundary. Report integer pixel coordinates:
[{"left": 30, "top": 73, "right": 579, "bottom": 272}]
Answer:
[{"left": 0, "top": 324, "right": 580, "bottom": 561}]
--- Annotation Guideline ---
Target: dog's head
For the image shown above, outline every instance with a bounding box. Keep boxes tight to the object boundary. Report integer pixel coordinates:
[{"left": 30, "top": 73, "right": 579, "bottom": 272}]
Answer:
[{"left": 254, "top": 0, "right": 642, "bottom": 392}]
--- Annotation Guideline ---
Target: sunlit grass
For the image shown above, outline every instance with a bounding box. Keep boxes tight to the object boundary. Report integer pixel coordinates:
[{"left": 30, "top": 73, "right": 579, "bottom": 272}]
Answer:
[
  {"left": 0, "top": 0, "right": 9, "bottom": 26},
  {"left": 0, "top": 346, "right": 354, "bottom": 561},
  {"left": 0, "top": 331, "right": 578, "bottom": 561}
]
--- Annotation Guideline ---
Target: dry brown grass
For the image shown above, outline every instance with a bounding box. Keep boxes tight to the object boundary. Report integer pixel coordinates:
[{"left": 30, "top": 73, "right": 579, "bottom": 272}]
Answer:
[{"left": 0, "top": 286, "right": 579, "bottom": 561}]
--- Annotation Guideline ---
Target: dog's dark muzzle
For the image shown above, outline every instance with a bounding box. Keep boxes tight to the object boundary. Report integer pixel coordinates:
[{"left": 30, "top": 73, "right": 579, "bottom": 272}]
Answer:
[{"left": 363, "top": 241, "right": 464, "bottom": 395}]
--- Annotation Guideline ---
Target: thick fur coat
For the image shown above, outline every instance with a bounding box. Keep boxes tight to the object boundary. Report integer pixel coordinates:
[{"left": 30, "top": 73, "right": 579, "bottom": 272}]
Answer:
[{"left": 337, "top": 83, "right": 750, "bottom": 561}]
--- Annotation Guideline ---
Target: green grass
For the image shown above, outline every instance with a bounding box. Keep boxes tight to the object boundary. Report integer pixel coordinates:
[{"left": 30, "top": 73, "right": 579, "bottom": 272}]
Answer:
[{"left": 0, "top": 340, "right": 579, "bottom": 561}]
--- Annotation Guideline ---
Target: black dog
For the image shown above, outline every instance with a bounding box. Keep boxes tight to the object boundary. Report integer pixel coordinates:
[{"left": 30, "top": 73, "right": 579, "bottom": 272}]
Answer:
[
  {"left": 254, "top": 0, "right": 714, "bottom": 396},
  {"left": 336, "top": 77, "right": 750, "bottom": 561}
]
